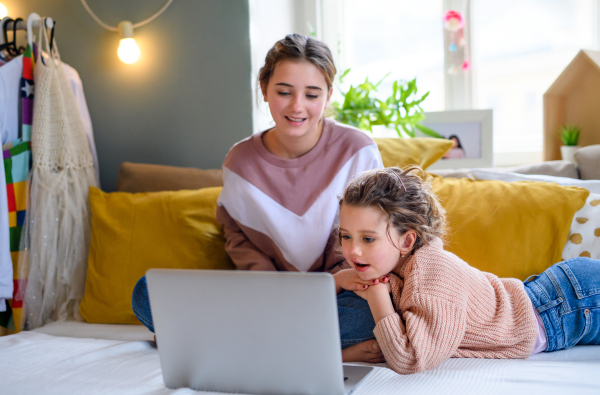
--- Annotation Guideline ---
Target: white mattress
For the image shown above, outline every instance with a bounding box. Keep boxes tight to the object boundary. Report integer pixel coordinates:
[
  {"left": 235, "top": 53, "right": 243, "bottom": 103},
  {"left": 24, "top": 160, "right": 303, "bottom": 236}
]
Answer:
[{"left": 3, "top": 323, "right": 600, "bottom": 395}]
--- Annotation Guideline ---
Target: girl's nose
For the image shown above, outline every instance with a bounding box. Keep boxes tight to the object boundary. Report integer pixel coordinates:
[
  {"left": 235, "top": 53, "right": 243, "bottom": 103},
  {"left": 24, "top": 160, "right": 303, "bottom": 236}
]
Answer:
[
  {"left": 349, "top": 242, "right": 361, "bottom": 256},
  {"left": 290, "top": 94, "right": 302, "bottom": 111}
]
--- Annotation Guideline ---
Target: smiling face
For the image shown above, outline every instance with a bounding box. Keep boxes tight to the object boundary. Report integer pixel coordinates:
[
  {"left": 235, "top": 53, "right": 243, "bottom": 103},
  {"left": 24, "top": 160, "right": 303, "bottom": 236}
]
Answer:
[
  {"left": 339, "top": 204, "right": 409, "bottom": 281},
  {"left": 262, "top": 60, "right": 332, "bottom": 146}
]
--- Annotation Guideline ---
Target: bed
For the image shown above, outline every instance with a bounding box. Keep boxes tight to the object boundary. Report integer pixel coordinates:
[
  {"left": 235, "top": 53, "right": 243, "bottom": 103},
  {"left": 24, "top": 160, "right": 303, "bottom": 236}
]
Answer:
[
  {"left": 2, "top": 321, "right": 599, "bottom": 394},
  {"left": 4, "top": 157, "right": 600, "bottom": 394}
]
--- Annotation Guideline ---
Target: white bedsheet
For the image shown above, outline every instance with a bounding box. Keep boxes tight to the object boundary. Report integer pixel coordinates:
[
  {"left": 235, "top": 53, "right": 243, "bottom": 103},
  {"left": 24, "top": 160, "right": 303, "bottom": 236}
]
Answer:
[
  {"left": 2, "top": 331, "right": 600, "bottom": 395},
  {"left": 32, "top": 319, "right": 154, "bottom": 341}
]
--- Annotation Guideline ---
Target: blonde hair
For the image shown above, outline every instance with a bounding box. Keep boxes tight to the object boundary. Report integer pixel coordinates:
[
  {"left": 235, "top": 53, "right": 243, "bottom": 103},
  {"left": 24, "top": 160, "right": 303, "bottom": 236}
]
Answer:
[{"left": 339, "top": 166, "right": 446, "bottom": 251}]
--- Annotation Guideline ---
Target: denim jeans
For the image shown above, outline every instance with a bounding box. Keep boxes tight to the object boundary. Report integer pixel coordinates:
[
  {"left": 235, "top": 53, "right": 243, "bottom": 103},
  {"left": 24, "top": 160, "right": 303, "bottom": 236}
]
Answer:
[
  {"left": 524, "top": 257, "right": 600, "bottom": 352},
  {"left": 131, "top": 276, "right": 376, "bottom": 349}
]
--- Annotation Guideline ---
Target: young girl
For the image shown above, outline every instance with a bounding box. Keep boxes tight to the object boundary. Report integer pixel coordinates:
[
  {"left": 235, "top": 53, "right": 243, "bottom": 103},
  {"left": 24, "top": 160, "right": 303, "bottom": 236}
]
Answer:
[
  {"left": 133, "top": 34, "right": 386, "bottom": 362},
  {"left": 337, "top": 165, "right": 600, "bottom": 374}
]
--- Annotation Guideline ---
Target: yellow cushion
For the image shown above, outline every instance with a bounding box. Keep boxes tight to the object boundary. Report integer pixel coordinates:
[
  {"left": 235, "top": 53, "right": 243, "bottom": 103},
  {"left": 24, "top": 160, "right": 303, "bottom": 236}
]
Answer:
[
  {"left": 375, "top": 137, "right": 453, "bottom": 169},
  {"left": 80, "top": 187, "right": 235, "bottom": 325},
  {"left": 432, "top": 177, "right": 589, "bottom": 280}
]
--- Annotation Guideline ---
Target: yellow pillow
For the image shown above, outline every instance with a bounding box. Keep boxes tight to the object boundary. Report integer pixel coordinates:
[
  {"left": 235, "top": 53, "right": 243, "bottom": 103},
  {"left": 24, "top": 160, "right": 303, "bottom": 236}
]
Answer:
[
  {"left": 80, "top": 187, "right": 235, "bottom": 325},
  {"left": 375, "top": 137, "right": 453, "bottom": 169},
  {"left": 432, "top": 177, "right": 589, "bottom": 280}
]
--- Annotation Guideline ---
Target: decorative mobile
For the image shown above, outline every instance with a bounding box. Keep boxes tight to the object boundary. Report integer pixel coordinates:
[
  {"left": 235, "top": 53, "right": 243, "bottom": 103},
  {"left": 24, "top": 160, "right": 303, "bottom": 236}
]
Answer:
[{"left": 443, "top": 10, "right": 470, "bottom": 75}]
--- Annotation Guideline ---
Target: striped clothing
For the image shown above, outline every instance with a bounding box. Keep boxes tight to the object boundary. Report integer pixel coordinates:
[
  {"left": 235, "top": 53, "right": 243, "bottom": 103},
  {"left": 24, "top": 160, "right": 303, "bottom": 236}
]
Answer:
[{"left": 216, "top": 119, "right": 383, "bottom": 273}]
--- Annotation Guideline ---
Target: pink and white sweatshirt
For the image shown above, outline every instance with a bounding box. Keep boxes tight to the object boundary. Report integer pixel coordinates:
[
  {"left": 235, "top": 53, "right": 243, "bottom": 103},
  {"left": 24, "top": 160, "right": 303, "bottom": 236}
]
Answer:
[{"left": 216, "top": 119, "right": 383, "bottom": 273}]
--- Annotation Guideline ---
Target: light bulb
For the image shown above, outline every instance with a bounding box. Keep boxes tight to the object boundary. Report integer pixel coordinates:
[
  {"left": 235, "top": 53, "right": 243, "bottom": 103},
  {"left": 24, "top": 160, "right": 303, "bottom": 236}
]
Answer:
[
  {"left": 117, "top": 21, "right": 140, "bottom": 64},
  {"left": 118, "top": 38, "right": 140, "bottom": 64},
  {"left": 0, "top": 3, "right": 8, "bottom": 19}
]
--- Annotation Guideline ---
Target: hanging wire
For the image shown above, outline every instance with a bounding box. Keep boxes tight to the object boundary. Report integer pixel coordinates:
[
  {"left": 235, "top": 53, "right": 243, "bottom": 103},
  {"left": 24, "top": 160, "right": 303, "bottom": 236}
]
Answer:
[{"left": 80, "top": 0, "right": 174, "bottom": 32}]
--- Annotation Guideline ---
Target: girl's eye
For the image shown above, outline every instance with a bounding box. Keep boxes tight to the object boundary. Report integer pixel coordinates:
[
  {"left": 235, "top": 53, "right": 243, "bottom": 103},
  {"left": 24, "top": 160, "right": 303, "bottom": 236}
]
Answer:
[
  {"left": 341, "top": 235, "right": 351, "bottom": 241},
  {"left": 306, "top": 94, "right": 318, "bottom": 99},
  {"left": 363, "top": 237, "right": 374, "bottom": 243},
  {"left": 277, "top": 91, "right": 291, "bottom": 96}
]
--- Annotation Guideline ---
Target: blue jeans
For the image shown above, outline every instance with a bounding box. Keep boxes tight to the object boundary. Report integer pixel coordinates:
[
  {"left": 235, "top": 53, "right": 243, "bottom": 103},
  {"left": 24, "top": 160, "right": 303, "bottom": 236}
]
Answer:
[
  {"left": 524, "top": 257, "right": 600, "bottom": 352},
  {"left": 132, "top": 276, "right": 375, "bottom": 349}
]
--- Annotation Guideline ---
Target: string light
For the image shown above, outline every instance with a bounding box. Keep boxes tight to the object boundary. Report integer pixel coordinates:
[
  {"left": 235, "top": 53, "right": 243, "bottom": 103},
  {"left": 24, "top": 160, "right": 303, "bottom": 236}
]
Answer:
[
  {"left": 80, "top": 0, "right": 173, "bottom": 64},
  {"left": 117, "top": 21, "right": 140, "bottom": 64},
  {"left": 0, "top": 3, "right": 8, "bottom": 19}
]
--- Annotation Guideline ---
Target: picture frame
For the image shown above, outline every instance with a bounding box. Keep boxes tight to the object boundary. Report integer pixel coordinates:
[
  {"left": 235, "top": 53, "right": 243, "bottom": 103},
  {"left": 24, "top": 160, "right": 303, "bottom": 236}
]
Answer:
[{"left": 419, "top": 109, "right": 494, "bottom": 170}]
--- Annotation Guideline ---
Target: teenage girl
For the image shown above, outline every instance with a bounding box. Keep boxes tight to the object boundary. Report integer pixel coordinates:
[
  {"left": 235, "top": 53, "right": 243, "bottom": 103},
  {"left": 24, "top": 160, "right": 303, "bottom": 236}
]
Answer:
[
  {"left": 337, "top": 165, "right": 600, "bottom": 374},
  {"left": 132, "top": 34, "right": 387, "bottom": 363}
]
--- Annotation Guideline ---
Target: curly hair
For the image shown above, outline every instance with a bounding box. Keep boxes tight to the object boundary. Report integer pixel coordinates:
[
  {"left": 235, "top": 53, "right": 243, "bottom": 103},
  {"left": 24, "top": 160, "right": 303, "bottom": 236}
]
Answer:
[{"left": 339, "top": 166, "right": 446, "bottom": 252}]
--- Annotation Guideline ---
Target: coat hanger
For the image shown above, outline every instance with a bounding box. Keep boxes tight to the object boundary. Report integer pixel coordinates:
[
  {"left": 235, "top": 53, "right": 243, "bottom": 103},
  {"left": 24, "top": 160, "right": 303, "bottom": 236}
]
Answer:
[
  {"left": 0, "top": 17, "right": 14, "bottom": 53},
  {"left": 48, "top": 19, "right": 56, "bottom": 52},
  {"left": 27, "top": 13, "right": 41, "bottom": 49},
  {"left": 0, "top": 16, "right": 11, "bottom": 45},
  {"left": 9, "top": 17, "right": 26, "bottom": 56},
  {"left": 0, "top": 17, "right": 25, "bottom": 56}
]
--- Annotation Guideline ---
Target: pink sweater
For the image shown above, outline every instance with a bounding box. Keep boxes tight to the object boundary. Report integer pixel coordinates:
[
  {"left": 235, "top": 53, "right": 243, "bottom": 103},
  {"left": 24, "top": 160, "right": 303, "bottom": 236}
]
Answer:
[{"left": 373, "top": 238, "right": 537, "bottom": 374}]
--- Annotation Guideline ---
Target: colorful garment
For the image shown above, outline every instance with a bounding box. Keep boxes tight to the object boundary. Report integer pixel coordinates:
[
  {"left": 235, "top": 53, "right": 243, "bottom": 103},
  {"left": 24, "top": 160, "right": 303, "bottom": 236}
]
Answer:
[{"left": 0, "top": 44, "right": 35, "bottom": 332}]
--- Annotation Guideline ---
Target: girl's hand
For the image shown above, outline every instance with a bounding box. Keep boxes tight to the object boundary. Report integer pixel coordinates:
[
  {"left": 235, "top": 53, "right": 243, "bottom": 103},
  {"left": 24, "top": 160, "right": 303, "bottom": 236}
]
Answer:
[
  {"left": 334, "top": 269, "right": 389, "bottom": 293},
  {"left": 354, "top": 281, "right": 391, "bottom": 300},
  {"left": 342, "top": 339, "right": 385, "bottom": 364}
]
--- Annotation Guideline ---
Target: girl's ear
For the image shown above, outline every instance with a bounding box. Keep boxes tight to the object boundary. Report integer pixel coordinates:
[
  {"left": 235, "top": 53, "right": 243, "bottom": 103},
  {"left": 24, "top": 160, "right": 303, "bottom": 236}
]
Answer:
[
  {"left": 326, "top": 87, "right": 333, "bottom": 106},
  {"left": 401, "top": 230, "right": 417, "bottom": 252},
  {"left": 261, "top": 82, "right": 268, "bottom": 102}
]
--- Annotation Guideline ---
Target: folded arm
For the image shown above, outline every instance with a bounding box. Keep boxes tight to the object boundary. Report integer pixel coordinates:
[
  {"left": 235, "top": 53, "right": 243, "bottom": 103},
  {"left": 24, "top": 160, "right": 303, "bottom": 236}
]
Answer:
[{"left": 371, "top": 292, "right": 466, "bottom": 374}]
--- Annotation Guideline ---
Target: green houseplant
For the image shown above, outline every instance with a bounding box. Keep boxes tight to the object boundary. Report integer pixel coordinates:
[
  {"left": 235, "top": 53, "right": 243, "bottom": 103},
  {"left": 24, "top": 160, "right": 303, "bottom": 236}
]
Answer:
[
  {"left": 331, "top": 69, "right": 442, "bottom": 138},
  {"left": 558, "top": 124, "right": 581, "bottom": 146},
  {"left": 558, "top": 124, "right": 581, "bottom": 164}
]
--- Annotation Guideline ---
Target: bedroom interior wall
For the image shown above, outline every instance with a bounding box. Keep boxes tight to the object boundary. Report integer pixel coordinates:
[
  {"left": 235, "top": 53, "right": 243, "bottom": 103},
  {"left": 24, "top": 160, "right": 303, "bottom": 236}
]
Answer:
[{"left": 8, "top": 0, "right": 253, "bottom": 191}]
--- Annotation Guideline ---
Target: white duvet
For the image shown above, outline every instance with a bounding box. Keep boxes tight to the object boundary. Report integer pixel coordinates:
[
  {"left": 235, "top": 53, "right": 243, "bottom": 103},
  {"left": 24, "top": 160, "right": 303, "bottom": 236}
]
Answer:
[{"left": 2, "top": 330, "right": 600, "bottom": 395}]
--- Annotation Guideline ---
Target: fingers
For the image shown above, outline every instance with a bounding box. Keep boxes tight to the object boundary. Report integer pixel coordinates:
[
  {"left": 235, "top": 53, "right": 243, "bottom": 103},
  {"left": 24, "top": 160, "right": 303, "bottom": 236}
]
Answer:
[
  {"left": 379, "top": 275, "right": 390, "bottom": 283},
  {"left": 367, "top": 355, "right": 386, "bottom": 363},
  {"left": 341, "top": 340, "right": 385, "bottom": 363},
  {"left": 352, "top": 283, "right": 369, "bottom": 291},
  {"left": 366, "top": 340, "right": 385, "bottom": 362}
]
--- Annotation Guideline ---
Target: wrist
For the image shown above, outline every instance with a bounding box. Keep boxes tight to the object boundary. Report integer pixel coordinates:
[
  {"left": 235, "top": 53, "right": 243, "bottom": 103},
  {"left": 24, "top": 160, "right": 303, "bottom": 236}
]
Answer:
[{"left": 366, "top": 285, "right": 395, "bottom": 323}]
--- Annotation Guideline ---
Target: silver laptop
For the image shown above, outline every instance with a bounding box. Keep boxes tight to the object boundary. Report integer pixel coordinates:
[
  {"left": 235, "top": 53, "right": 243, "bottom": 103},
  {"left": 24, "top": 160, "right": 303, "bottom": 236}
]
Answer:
[{"left": 146, "top": 269, "right": 374, "bottom": 395}]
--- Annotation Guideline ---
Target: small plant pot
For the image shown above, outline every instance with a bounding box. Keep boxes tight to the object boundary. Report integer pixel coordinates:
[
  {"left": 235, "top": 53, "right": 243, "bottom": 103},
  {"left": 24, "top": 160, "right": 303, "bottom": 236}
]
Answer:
[{"left": 560, "top": 145, "right": 579, "bottom": 164}]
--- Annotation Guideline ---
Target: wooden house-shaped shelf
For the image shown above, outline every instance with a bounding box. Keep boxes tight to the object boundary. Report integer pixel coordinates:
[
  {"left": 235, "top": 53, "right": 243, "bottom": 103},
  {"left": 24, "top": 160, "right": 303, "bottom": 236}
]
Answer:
[{"left": 544, "top": 49, "right": 600, "bottom": 161}]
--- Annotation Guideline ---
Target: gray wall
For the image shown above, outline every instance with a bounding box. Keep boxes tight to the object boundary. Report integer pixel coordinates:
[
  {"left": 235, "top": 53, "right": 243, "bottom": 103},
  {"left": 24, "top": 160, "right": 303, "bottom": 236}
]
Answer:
[{"left": 9, "top": 0, "right": 253, "bottom": 191}]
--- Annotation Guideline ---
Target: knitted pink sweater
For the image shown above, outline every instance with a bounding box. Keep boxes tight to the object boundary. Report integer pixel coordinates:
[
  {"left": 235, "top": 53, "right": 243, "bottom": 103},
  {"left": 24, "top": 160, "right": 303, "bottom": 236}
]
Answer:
[{"left": 373, "top": 238, "right": 537, "bottom": 374}]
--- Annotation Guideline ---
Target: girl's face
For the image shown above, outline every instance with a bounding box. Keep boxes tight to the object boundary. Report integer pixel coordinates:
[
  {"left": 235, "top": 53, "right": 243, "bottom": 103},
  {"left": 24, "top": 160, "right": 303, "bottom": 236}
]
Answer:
[
  {"left": 262, "top": 60, "right": 332, "bottom": 142},
  {"left": 339, "top": 204, "right": 411, "bottom": 281}
]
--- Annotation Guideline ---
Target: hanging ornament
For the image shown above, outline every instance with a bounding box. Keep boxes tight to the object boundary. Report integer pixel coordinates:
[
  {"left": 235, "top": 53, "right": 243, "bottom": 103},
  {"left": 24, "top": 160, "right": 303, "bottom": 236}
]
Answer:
[
  {"left": 443, "top": 10, "right": 464, "bottom": 32},
  {"left": 444, "top": 9, "right": 468, "bottom": 76}
]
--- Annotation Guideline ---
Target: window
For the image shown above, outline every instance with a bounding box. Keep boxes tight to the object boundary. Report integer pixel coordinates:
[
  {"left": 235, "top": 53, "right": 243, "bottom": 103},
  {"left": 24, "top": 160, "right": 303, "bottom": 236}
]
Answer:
[
  {"left": 334, "top": 0, "right": 600, "bottom": 164},
  {"left": 472, "top": 0, "right": 596, "bottom": 162},
  {"left": 339, "top": 0, "right": 445, "bottom": 113}
]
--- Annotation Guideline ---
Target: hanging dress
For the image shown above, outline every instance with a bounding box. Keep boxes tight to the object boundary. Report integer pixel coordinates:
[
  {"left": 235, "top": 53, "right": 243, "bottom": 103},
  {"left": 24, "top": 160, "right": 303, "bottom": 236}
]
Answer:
[
  {"left": 17, "top": 23, "right": 97, "bottom": 330},
  {"left": 0, "top": 45, "right": 35, "bottom": 332}
]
